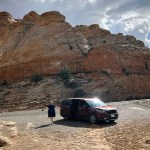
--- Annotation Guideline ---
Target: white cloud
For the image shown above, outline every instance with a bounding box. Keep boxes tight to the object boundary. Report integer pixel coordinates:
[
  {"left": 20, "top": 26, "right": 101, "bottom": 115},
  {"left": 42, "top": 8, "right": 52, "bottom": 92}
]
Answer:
[
  {"left": 145, "top": 37, "right": 150, "bottom": 46},
  {"left": 34, "top": 0, "right": 46, "bottom": 2},
  {"left": 100, "top": 16, "right": 111, "bottom": 30},
  {"left": 139, "top": 29, "right": 145, "bottom": 33},
  {"left": 97, "top": 9, "right": 150, "bottom": 47},
  {"left": 88, "top": 0, "right": 97, "bottom": 4},
  {"left": 34, "top": 0, "right": 58, "bottom": 3}
]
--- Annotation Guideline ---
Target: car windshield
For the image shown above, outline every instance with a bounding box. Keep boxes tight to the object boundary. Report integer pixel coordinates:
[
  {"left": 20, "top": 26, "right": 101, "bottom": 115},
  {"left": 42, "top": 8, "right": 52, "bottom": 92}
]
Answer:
[{"left": 87, "top": 98, "right": 107, "bottom": 107}]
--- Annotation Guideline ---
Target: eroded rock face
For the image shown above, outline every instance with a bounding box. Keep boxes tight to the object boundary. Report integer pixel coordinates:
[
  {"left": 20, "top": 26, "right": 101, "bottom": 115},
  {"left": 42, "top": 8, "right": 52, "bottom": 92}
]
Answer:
[
  {"left": 23, "top": 11, "right": 40, "bottom": 23},
  {"left": 41, "top": 11, "right": 65, "bottom": 24},
  {"left": 0, "top": 11, "right": 150, "bottom": 103},
  {"left": 0, "top": 12, "right": 16, "bottom": 26},
  {"left": 75, "top": 24, "right": 145, "bottom": 47},
  {"left": 23, "top": 11, "right": 65, "bottom": 26}
]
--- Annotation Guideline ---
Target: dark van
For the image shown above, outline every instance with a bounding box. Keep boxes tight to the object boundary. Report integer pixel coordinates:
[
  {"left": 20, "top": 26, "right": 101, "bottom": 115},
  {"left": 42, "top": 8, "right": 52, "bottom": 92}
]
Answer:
[{"left": 60, "top": 98, "right": 118, "bottom": 124}]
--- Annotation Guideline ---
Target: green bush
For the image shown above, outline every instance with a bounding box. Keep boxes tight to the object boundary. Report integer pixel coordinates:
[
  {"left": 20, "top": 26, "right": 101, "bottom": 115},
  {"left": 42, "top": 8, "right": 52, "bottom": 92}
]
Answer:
[
  {"left": 59, "top": 68, "right": 71, "bottom": 80},
  {"left": 100, "top": 70, "right": 110, "bottom": 75},
  {"left": 73, "top": 89, "right": 86, "bottom": 97},
  {"left": 145, "top": 61, "right": 149, "bottom": 70},
  {"left": 31, "top": 74, "right": 43, "bottom": 83},
  {"left": 122, "top": 68, "right": 131, "bottom": 76},
  {"left": 103, "top": 39, "right": 106, "bottom": 43},
  {"left": 2, "top": 80, "right": 8, "bottom": 86},
  {"left": 68, "top": 81, "right": 78, "bottom": 88},
  {"left": 69, "top": 45, "right": 73, "bottom": 50}
]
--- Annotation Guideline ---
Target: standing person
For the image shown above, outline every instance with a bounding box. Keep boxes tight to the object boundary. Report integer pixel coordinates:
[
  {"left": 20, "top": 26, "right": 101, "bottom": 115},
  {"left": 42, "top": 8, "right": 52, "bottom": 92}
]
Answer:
[
  {"left": 42, "top": 101, "right": 56, "bottom": 124},
  {"left": 47, "top": 101, "right": 56, "bottom": 124}
]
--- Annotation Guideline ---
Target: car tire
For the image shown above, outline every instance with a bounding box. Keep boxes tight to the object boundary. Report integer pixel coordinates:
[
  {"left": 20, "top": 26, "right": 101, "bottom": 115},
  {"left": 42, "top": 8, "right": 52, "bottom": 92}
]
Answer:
[
  {"left": 109, "top": 120, "right": 115, "bottom": 123},
  {"left": 63, "top": 117, "right": 68, "bottom": 120},
  {"left": 89, "top": 114, "right": 97, "bottom": 124}
]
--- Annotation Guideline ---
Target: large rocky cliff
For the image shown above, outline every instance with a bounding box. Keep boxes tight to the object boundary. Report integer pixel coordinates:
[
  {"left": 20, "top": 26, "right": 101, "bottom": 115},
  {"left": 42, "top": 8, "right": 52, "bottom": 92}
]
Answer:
[{"left": 0, "top": 11, "right": 150, "bottom": 111}]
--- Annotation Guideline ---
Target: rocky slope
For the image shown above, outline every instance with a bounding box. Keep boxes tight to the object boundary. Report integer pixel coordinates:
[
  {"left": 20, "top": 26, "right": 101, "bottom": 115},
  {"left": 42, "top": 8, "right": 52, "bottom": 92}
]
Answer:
[{"left": 0, "top": 11, "right": 150, "bottom": 110}]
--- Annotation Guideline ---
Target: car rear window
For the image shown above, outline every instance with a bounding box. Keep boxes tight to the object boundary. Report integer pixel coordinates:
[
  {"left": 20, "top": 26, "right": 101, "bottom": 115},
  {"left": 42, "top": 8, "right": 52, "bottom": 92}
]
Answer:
[{"left": 61, "top": 99, "right": 72, "bottom": 106}]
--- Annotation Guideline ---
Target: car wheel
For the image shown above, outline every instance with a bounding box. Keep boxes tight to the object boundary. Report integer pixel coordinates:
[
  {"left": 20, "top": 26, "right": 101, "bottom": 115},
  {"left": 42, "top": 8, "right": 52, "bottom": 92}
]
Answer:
[
  {"left": 63, "top": 117, "right": 68, "bottom": 120},
  {"left": 109, "top": 120, "right": 115, "bottom": 123},
  {"left": 89, "top": 114, "right": 97, "bottom": 124}
]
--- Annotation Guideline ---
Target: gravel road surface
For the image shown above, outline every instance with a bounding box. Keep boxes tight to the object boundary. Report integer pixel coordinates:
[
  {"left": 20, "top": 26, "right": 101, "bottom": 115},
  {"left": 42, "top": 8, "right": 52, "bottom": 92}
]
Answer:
[{"left": 0, "top": 99, "right": 150, "bottom": 150}]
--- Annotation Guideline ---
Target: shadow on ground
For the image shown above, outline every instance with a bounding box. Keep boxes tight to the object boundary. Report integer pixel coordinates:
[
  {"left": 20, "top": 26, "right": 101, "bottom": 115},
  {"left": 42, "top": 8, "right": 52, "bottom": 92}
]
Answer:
[
  {"left": 35, "top": 123, "right": 51, "bottom": 129},
  {"left": 35, "top": 119, "right": 117, "bottom": 129}
]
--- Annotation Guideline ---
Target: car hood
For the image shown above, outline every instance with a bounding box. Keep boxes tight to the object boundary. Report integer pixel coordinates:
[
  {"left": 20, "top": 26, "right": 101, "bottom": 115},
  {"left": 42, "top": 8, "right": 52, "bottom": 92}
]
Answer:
[{"left": 95, "top": 106, "right": 117, "bottom": 110}]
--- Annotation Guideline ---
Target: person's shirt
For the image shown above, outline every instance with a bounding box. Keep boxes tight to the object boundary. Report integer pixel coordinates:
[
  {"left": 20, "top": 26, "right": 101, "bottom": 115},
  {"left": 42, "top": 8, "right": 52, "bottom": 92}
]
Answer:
[{"left": 47, "top": 104, "right": 55, "bottom": 111}]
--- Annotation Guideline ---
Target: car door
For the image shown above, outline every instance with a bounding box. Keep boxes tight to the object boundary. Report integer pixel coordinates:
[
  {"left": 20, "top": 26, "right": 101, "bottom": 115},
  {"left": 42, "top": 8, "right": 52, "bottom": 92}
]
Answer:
[
  {"left": 70, "top": 99, "right": 79, "bottom": 119},
  {"left": 60, "top": 99, "right": 71, "bottom": 118},
  {"left": 78, "top": 100, "right": 91, "bottom": 119}
]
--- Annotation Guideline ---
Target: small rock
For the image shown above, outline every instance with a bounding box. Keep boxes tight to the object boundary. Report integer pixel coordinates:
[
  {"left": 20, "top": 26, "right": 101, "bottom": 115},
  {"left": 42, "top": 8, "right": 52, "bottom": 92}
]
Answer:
[
  {"left": 0, "top": 136, "right": 12, "bottom": 147},
  {"left": 145, "top": 139, "right": 150, "bottom": 144}
]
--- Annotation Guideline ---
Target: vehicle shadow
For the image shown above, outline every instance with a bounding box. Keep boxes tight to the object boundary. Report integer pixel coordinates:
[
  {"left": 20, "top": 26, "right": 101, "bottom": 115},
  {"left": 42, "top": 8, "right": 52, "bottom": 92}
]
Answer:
[
  {"left": 34, "top": 119, "right": 117, "bottom": 129},
  {"left": 53, "top": 119, "right": 117, "bottom": 128}
]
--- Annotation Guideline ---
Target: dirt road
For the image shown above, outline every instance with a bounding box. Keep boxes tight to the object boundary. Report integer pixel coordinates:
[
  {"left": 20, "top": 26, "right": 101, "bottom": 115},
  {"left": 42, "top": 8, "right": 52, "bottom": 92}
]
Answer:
[{"left": 0, "top": 99, "right": 150, "bottom": 150}]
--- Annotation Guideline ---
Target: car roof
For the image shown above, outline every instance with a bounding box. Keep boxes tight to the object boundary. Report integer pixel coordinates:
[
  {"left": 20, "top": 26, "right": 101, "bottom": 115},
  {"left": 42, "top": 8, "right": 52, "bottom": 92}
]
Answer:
[{"left": 66, "top": 98, "right": 101, "bottom": 101}]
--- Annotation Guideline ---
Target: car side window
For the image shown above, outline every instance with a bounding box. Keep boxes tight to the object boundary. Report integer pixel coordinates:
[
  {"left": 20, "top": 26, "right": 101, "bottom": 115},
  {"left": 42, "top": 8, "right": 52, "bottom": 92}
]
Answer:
[
  {"left": 79, "top": 100, "right": 90, "bottom": 107},
  {"left": 61, "top": 99, "right": 72, "bottom": 106}
]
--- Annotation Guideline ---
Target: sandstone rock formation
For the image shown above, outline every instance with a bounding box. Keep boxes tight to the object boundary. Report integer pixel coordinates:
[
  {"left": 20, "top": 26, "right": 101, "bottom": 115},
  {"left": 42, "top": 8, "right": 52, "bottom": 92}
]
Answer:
[
  {"left": 75, "top": 24, "right": 145, "bottom": 47},
  {"left": 0, "top": 11, "right": 150, "bottom": 110}
]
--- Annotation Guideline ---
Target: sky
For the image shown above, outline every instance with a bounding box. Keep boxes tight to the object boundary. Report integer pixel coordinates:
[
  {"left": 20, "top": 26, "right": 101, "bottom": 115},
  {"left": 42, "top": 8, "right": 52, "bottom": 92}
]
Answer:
[{"left": 0, "top": 0, "right": 150, "bottom": 47}]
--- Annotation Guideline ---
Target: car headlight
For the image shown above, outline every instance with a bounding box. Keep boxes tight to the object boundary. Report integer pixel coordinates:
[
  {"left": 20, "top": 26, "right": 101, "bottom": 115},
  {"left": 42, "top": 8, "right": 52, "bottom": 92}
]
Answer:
[{"left": 96, "top": 109, "right": 106, "bottom": 113}]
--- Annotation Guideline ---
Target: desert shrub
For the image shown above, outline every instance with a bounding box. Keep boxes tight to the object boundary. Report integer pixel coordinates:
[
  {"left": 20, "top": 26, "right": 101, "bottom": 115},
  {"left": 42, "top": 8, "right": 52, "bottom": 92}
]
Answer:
[
  {"left": 64, "top": 79, "right": 78, "bottom": 88},
  {"left": 145, "top": 61, "right": 149, "bottom": 70},
  {"left": 59, "top": 68, "right": 71, "bottom": 80},
  {"left": 122, "top": 68, "right": 131, "bottom": 76},
  {"left": 103, "top": 39, "right": 106, "bottom": 43},
  {"left": 2, "top": 80, "right": 8, "bottom": 86},
  {"left": 126, "top": 95, "right": 150, "bottom": 100},
  {"left": 68, "top": 81, "right": 78, "bottom": 88},
  {"left": 73, "top": 89, "right": 86, "bottom": 97},
  {"left": 3, "top": 91, "right": 11, "bottom": 96},
  {"left": 69, "top": 45, "right": 73, "bottom": 50},
  {"left": 100, "top": 70, "right": 110, "bottom": 75},
  {"left": 31, "top": 74, "right": 43, "bottom": 83}
]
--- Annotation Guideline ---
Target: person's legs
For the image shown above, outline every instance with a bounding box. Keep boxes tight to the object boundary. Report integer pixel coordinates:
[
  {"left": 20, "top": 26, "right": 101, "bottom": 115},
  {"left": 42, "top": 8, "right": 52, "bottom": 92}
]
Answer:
[{"left": 50, "top": 117, "right": 53, "bottom": 124}]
